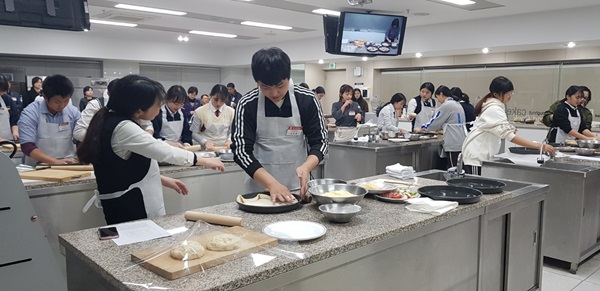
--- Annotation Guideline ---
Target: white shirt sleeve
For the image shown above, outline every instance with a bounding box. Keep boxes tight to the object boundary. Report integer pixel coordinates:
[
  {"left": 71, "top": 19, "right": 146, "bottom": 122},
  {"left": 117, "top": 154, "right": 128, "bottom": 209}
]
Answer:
[
  {"left": 140, "top": 119, "right": 154, "bottom": 133},
  {"left": 407, "top": 98, "right": 417, "bottom": 114},
  {"left": 111, "top": 120, "right": 195, "bottom": 166},
  {"left": 73, "top": 99, "right": 101, "bottom": 142}
]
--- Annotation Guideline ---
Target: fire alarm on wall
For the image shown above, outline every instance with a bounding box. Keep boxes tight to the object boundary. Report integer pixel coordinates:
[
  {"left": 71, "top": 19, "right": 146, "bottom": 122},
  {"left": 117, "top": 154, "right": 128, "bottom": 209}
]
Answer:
[{"left": 354, "top": 67, "right": 363, "bottom": 77}]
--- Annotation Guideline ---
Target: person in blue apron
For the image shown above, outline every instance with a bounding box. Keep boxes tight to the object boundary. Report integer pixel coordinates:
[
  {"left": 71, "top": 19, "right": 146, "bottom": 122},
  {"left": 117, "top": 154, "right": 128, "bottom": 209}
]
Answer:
[
  {"left": 376, "top": 93, "right": 408, "bottom": 135},
  {"left": 415, "top": 85, "right": 467, "bottom": 169},
  {"left": 231, "top": 47, "right": 329, "bottom": 203},
  {"left": 0, "top": 75, "right": 20, "bottom": 141},
  {"left": 191, "top": 84, "right": 235, "bottom": 149},
  {"left": 332, "top": 84, "right": 363, "bottom": 142},
  {"left": 77, "top": 75, "right": 225, "bottom": 225},
  {"left": 18, "top": 75, "right": 80, "bottom": 166},
  {"left": 151, "top": 85, "right": 193, "bottom": 146},
  {"left": 407, "top": 82, "right": 436, "bottom": 131},
  {"left": 548, "top": 85, "right": 597, "bottom": 143}
]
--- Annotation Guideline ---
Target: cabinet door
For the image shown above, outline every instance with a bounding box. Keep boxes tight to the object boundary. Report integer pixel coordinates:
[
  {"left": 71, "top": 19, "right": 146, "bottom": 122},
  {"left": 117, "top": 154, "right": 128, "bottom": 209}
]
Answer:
[
  {"left": 506, "top": 203, "right": 542, "bottom": 291},
  {"left": 581, "top": 184, "right": 599, "bottom": 253}
]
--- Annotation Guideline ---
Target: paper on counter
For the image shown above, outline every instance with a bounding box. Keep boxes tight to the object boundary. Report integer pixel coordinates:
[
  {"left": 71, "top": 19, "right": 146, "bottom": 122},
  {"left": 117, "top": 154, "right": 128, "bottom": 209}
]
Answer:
[
  {"left": 405, "top": 198, "right": 458, "bottom": 215},
  {"left": 112, "top": 220, "right": 171, "bottom": 246}
]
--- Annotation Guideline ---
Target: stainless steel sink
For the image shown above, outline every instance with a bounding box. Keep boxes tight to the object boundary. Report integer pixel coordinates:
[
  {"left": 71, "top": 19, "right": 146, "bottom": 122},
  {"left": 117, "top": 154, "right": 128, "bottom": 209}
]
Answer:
[
  {"left": 416, "top": 170, "right": 530, "bottom": 192},
  {"left": 539, "top": 161, "right": 597, "bottom": 171}
]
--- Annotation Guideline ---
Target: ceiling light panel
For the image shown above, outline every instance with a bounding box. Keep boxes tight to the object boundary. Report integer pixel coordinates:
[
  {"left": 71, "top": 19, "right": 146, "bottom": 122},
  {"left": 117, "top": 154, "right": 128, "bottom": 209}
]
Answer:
[
  {"left": 189, "top": 30, "right": 238, "bottom": 38},
  {"left": 115, "top": 4, "right": 187, "bottom": 16},
  {"left": 90, "top": 19, "right": 138, "bottom": 27},
  {"left": 427, "top": 0, "right": 504, "bottom": 11},
  {"left": 241, "top": 21, "right": 292, "bottom": 30},
  {"left": 312, "top": 9, "right": 341, "bottom": 16}
]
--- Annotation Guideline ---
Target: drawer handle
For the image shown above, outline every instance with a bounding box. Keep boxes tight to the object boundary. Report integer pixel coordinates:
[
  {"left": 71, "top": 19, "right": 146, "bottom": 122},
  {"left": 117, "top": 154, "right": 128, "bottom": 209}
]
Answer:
[{"left": 533, "top": 231, "right": 537, "bottom": 246}]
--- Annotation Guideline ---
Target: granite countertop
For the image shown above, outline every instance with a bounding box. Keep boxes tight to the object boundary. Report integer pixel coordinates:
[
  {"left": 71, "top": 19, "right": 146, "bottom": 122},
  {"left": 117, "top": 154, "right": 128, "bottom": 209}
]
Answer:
[
  {"left": 59, "top": 174, "right": 536, "bottom": 291},
  {"left": 22, "top": 162, "right": 240, "bottom": 191},
  {"left": 330, "top": 137, "right": 442, "bottom": 151}
]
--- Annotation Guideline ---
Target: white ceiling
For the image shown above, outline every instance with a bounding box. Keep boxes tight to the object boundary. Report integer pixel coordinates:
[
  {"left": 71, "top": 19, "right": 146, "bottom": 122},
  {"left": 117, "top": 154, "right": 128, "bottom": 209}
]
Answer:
[{"left": 86, "top": 0, "right": 600, "bottom": 48}]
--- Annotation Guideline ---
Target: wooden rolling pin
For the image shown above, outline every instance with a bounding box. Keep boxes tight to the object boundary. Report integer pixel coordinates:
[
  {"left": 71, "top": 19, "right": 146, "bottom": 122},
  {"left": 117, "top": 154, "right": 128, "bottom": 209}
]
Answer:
[
  {"left": 183, "top": 145, "right": 202, "bottom": 152},
  {"left": 184, "top": 211, "right": 243, "bottom": 227}
]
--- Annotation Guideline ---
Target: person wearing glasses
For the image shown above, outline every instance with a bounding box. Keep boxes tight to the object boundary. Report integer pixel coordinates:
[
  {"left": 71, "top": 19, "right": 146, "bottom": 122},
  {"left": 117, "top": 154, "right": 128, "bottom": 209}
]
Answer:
[
  {"left": 542, "top": 86, "right": 593, "bottom": 131},
  {"left": 151, "top": 85, "right": 192, "bottom": 147},
  {"left": 548, "top": 86, "right": 596, "bottom": 143}
]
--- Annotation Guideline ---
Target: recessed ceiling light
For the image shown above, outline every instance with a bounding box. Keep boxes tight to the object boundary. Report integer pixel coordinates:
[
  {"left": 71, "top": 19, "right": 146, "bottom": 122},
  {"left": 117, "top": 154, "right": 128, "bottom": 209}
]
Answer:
[
  {"left": 440, "top": 0, "right": 476, "bottom": 5},
  {"left": 83, "top": 29, "right": 89, "bottom": 32},
  {"left": 177, "top": 35, "right": 189, "bottom": 42},
  {"left": 318, "top": 59, "right": 324, "bottom": 64},
  {"left": 415, "top": 52, "right": 423, "bottom": 58},
  {"left": 312, "top": 9, "right": 341, "bottom": 16},
  {"left": 115, "top": 4, "right": 187, "bottom": 16},
  {"left": 189, "top": 30, "right": 237, "bottom": 38},
  {"left": 90, "top": 19, "right": 137, "bottom": 27},
  {"left": 362, "top": 56, "right": 368, "bottom": 61},
  {"left": 567, "top": 42, "right": 576, "bottom": 48},
  {"left": 241, "top": 21, "right": 292, "bottom": 30},
  {"left": 482, "top": 47, "right": 490, "bottom": 54}
]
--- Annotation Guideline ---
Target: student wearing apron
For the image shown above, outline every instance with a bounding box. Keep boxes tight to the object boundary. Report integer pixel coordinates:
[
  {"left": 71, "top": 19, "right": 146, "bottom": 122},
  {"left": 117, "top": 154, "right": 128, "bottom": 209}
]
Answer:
[
  {"left": 377, "top": 93, "right": 409, "bottom": 135},
  {"left": 548, "top": 86, "right": 596, "bottom": 143},
  {"left": 462, "top": 76, "right": 555, "bottom": 175},
  {"left": 17, "top": 75, "right": 80, "bottom": 166},
  {"left": 0, "top": 75, "right": 19, "bottom": 141},
  {"left": 191, "top": 84, "right": 235, "bottom": 149},
  {"left": 151, "top": 85, "right": 193, "bottom": 146},
  {"left": 77, "top": 75, "right": 225, "bottom": 225},
  {"left": 331, "top": 84, "right": 362, "bottom": 142},
  {"left": 415, "top": 86, "right": 467, "bottom": 169},
  {"left": 232, "top": 47, "right": 329, "bottom": 203},
  {"left": 407, "top": 82, "right": 436, "bottom": 131}
]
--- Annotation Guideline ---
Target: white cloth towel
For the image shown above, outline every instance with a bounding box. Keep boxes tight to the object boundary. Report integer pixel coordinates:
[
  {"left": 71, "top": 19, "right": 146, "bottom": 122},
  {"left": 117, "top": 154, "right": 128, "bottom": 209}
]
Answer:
[
  {"left": 385, "top": 163, "right": 415, "bottom": 179},
  {"left": 405, "top": 197, "right": 458, "bottom": 215},
  {"left": 351, "top": 136, "right": 369, "bottom": 142}
]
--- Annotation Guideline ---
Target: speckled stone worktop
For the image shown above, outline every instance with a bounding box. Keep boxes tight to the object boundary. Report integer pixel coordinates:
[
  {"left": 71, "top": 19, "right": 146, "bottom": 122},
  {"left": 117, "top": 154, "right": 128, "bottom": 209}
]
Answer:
[
  {"left": 59, "top": 173, "right": 545, "bottom": 291},
  {"left": 22, "top": 161, "right": 240, "bottom": 191},
  {"left": 330, "top": 136, "right": 443, "bottom": 151}
]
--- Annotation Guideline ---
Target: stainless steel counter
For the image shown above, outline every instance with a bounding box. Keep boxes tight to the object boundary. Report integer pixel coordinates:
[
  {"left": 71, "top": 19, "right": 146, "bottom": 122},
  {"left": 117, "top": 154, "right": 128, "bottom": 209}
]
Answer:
[
  {"left": 482, "top": 158, "right": 600, "bottom": 273},
  {"left": 59, "top": 171, "right": 548, "bottom": 291},
  {"left": 324, "top": 138, "right": 443, "bottom": 180}
]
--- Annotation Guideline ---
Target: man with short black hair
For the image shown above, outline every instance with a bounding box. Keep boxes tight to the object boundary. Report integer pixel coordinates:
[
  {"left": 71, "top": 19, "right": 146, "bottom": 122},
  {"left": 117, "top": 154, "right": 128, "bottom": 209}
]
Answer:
[
  {"left": 182, "top": 86, "right": 202, "bottom": 121},
  {"left": 19, "top": 74, "right": 80, "bottom": 165},
  {"left": 226, "top": 82, "right": 242, "bottom": 108},
  {"left": 232, "top": 47, "right": 328, "bottom": 202},
  {"left": 0, "top": 74, "right": 20, "bottom": 141}
]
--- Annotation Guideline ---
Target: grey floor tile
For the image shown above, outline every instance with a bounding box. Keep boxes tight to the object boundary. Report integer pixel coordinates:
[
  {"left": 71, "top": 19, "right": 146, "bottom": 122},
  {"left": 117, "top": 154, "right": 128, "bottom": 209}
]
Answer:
[
  {"left": 571, "top": 281, "right": 600, "bottom": 291},
  {"left": 544, "top": 259, "right": 600, "bottom": 281},
  {"left": 541, "top": 270, "right": 581, "bottom": 291}
]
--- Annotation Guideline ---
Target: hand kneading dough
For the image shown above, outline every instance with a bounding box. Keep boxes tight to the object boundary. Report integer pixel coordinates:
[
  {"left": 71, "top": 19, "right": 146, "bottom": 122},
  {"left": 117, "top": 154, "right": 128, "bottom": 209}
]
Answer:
[
  {"left": 206, "top": 234, "right": 241, "bottom": 251},
  {"left": 170, "top": 240, "right": 206, "bottom": 261}
]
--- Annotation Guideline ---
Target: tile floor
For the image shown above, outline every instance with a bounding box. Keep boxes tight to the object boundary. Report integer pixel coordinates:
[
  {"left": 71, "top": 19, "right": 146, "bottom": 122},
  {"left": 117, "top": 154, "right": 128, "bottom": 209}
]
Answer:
[{"left": 542, "top": 251, "right": 600, "bottom": 291}]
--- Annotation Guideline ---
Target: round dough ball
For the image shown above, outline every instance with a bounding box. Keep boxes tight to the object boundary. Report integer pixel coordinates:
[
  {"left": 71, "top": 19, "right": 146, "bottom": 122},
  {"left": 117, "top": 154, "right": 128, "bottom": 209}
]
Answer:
[
  {"left": 170, "top": 240, "right": 205, "bottom": 261},
  {"left": 206, "top": 234, "right": 241, "bottom": 251}
]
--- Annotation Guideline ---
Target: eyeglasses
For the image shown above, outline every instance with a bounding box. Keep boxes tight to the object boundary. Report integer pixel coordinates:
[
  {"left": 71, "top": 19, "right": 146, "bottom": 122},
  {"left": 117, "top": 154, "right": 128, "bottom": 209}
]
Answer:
[{"left": 169, "top": 101, "right": 185, "bottom": 106}]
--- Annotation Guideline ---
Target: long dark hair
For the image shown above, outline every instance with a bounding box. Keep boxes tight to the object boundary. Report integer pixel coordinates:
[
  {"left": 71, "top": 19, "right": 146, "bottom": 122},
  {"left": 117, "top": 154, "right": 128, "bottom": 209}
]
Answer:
[
  {"left": 474, "top": 76, "right": 514, "bottom": 116},
  {"left": 561, "top": 85, "right": 582, "bottom": 102},
  {"left": 78, "top": 75, "right": 166, "bottom": 164},
  {"left": 450, "top": 87, "right": 470, "bottom": 103},
  {"left": 210, "top": 84, "right": 229, "bottom": 102},
  {"left": 165, "top": 85, "right": 186, "bottom": 104},
  {"left": 377, "top": 93, "right": 406, "bottom": 117},
  {"left": 352, "top": 88, "right": 362, "bottom": 101},
  {"left": 434, "top": 85, "right": 452, "bottom": 98},
  {"left": 419, "top": 82, "right": 435, "bottom": 96}
]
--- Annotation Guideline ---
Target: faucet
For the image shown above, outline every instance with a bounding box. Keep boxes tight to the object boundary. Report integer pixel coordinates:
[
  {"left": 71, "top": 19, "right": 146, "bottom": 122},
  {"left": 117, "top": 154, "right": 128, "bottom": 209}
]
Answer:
[
  {"left": 446, "top": 153, "right": 464, "bottom": 179},
  {"left": 537, "top": 139, "right": 551, "bottom": 164}
]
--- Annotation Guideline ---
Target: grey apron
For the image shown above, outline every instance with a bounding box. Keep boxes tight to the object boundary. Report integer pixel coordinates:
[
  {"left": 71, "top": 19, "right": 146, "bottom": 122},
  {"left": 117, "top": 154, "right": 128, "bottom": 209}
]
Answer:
[
  {"left": 24, "top": 104, "right": 76, "bottom": 166},
  {"left": 414, "top": 99, "right": 436, "bottom": 129},
  {"left": 0, "top": 97, "right": 12, "bottom": 140},
  {"left": 244, "top": 80, "right": 307, "bottom": 193}
]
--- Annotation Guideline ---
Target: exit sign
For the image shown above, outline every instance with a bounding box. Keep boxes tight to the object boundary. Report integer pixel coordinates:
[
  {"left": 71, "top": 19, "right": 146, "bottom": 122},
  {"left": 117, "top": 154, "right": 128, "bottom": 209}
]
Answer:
[{"left": 329, "top": 63, "right": 336, "bottom": 69}]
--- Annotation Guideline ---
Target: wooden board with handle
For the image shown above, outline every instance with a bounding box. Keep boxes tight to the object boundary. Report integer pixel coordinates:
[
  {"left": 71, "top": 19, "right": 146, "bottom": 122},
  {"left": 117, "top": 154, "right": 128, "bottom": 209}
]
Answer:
[
  {"left": 1, "top": 143, "right": 20, "bottom": 150},
  {"left": 19, "top": 169, "right": 92, "bottom": 182},
  {"left": 131, "top": 226, "right": 278, "bottom": 280}
]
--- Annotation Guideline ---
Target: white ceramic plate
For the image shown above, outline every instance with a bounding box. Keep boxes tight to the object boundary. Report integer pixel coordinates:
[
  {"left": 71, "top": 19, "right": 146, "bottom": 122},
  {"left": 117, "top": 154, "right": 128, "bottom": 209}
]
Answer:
[
  {"left": 358, "top": 179, "right": 399, "bottom": 194},
  {"left": 377, "top": 193, "right": 420, "bottom": 204},
  {"left": 263, "top": 220, "right": 327, "bottom": 241},
  {"left": 388, "top": 138, "right": 409, "bottom": 143}
]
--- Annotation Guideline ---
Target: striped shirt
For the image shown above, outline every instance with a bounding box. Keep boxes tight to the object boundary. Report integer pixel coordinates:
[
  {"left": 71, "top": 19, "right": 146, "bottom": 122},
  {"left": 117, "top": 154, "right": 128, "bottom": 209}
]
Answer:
[{"left": 231, "top": 85, "right": 329, "bottom": 178}]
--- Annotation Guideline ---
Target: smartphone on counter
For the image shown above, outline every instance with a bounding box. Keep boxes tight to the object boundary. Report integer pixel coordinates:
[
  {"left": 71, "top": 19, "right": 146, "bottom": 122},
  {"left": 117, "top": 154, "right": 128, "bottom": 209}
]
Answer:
[{"left": 98, "top": 226, "right": 119, "bottom": 240}]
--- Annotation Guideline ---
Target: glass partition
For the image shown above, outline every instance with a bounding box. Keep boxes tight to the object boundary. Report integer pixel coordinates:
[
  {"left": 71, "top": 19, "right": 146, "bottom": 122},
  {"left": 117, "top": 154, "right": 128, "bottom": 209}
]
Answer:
[{"left": 560, "top": 64, "right": 600, "bottom": 124}]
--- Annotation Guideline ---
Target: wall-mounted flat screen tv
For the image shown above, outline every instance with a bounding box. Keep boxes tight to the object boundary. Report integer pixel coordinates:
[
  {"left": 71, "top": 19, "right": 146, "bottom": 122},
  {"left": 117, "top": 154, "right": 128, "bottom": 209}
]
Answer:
[
  {"left": 323, "top": 14, "right": 340, "bottom": 54},
  {"left": 0, "top": 0, "right": 90, "bottom": 31},
  {"left": 337, "top": 12, "right": 407, "bottom": 56}
]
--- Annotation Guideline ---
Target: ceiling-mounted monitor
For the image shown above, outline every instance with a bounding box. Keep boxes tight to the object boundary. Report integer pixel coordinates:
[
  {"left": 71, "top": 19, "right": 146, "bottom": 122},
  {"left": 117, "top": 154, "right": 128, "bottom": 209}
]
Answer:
[
  {"left": 322, "top": 14, "right": 340, "bottom": 54},
  {"left": 0, "top": 0, "right": 90, "bottom": 31},
  {"left": 336, "top": 12, "right": 407, "bottom": 57}
]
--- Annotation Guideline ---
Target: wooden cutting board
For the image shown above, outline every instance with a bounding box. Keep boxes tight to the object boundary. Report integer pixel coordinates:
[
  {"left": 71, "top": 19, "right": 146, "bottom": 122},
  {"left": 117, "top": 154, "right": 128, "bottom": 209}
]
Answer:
[
  {"left": 36, "top": 164, "right": 94, "bottom": 171},
  {"left": 131, "top": 226, "right": 278, "bottom": 280},
  {"left": 1, "top": 143, "right": 20, "bottom": 150},
  {"left": 205, "top": 145, "right": 229, "bottom": 152},
  {"left": 19, "top": 169, "right": 92, "bottom": 182}
]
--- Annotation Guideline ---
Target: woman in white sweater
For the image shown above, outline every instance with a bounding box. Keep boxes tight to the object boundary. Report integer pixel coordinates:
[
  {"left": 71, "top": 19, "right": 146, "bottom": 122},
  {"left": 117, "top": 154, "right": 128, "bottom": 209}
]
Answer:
[
  {"left": 461, "top": 76, "right": 555, "bottom": 174},
  {"left": 377, "top": 93, "right": 409, "bottom": 134}
]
